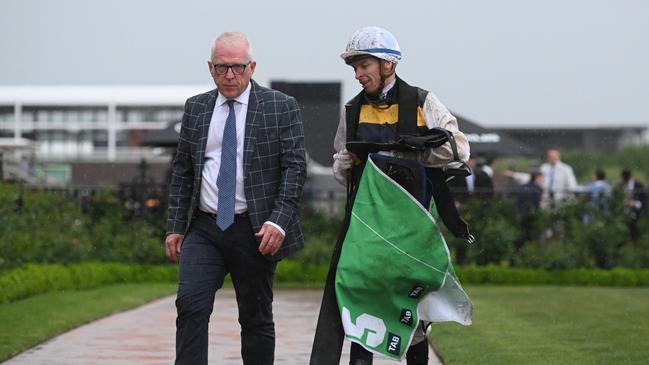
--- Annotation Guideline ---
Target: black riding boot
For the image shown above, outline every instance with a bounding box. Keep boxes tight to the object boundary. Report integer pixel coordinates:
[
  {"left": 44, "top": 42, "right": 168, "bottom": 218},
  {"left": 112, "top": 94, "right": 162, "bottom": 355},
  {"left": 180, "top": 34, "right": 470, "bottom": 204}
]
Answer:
[
  {"left": 406, "top": 339, "right": 429, "bottom": 365},
  {"left": 349, "top": 342, "right": 373, "bottom": 365}
]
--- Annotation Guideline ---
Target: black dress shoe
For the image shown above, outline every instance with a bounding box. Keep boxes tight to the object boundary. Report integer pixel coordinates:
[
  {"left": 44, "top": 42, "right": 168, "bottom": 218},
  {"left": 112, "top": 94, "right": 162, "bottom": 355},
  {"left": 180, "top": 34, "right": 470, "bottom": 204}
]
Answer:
[
  {"left": 349, "top": 360, "right": 372, "bottom": 365},
  {"left": 406, "top": 340, "right": 429, "bottom": 365},
  {"left": 349, "top": 342, "right": 373, "bottom": 365}
]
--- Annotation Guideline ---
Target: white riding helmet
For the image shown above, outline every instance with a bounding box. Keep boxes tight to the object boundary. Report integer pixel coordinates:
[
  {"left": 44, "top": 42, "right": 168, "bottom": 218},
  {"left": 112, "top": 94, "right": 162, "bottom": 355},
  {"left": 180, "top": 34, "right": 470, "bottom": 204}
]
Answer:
[{"left": 341, "top": 26, "right": 402, "bottom": 64}]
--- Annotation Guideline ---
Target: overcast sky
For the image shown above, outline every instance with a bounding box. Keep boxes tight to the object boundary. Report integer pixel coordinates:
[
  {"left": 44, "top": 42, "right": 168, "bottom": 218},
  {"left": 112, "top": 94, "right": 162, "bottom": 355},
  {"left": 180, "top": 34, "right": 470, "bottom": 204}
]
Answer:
[{"left": 1, "top": 0, "right": 647, "bottom": 127}]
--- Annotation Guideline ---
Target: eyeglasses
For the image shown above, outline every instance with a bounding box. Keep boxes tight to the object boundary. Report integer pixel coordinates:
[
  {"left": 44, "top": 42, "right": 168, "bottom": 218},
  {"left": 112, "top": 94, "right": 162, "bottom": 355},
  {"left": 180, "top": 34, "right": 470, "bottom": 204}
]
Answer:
[{"left": 212, "top": 62, "right": 251, "bottom": 75}]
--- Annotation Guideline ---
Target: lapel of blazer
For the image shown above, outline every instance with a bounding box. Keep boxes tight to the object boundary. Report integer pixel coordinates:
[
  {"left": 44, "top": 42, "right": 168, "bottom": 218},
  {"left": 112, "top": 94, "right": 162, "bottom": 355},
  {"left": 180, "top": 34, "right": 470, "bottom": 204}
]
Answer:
[
  {"left": 244, "top": 80, "right": 263, "bottom": 174},
  {"left": 196, "top": 89, "right": 217, "bottom": 171}
]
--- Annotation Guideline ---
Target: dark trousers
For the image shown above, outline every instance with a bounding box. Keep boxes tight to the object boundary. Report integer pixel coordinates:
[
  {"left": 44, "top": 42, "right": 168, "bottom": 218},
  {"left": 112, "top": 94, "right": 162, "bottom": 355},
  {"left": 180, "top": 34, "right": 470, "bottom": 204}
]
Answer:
[{"left": 175, "top": 211, "right": 277, "bottom": 365}]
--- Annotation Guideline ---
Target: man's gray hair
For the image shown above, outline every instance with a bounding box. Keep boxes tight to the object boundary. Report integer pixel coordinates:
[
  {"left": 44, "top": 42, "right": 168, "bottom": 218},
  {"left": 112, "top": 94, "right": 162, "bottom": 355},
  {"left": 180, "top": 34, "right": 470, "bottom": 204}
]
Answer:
[{"left": 210, "top": 32, "right": 254, "bottom": 61}]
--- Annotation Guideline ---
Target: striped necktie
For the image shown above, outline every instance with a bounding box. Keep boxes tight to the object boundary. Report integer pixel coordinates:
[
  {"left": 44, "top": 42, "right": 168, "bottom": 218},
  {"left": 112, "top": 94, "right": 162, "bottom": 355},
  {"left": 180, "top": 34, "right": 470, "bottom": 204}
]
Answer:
[{"left": 216, "top": 100, "right": 237, "bottom": 230}]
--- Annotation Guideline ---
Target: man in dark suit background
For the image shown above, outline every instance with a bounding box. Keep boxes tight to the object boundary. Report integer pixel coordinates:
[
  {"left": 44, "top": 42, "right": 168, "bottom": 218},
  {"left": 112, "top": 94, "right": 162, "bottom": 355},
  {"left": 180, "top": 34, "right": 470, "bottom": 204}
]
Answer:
[
  {"left": 164, "top": 32, "right": 307, "bottom": 365},
  {"left": 447, "top": 156, "right": 475, "bottom": 204},
  {"left": 474, "top": 155, "right": 495, "bottom": 200},
  {"left": 620, "top": 169, "right": 646, "bottom": 241}
]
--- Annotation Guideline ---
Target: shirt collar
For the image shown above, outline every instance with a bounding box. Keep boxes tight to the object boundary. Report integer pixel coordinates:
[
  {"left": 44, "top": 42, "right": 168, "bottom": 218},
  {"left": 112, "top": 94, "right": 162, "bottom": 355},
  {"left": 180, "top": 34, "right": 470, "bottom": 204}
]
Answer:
[
  {"left": 216, "top": 81, "right": 252, "bottom": 108},
  {"left": 381, "top": 79, "right": 396, "bottom": 98}
]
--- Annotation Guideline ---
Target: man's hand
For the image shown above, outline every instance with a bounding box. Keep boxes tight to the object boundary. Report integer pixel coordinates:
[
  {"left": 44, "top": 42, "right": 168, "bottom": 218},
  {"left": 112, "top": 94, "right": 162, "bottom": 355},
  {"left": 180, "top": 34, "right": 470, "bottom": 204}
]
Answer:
[
  {"left": 333, "top": 148, "right": 362, "bottom": 185},
  {"left": 255, "top": 223, "right": 285, "bottom": 256},
  {"left": 165, "top": 233, "right": 184, "bottom": 263},
  {"left": 334, "top": 148, "right": 356, "bottom": 170},
  {"left": 502, "top": 170, "right": 515, "bottom": 178}
]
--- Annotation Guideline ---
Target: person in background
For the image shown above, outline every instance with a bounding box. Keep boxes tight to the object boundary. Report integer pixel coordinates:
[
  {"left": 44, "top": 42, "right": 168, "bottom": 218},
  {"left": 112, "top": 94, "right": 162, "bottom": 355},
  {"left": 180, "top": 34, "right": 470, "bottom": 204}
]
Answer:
[
  {"left": 515, "top": 171, "right": 544, "bottom": 216},
  {"left": 506, "top": 148, "right": 577, "bottom": 210},
  {"left": 580, "top": 169, "right": 612, "bottom": 214},
  {"left": 539, "top": 148, "right": 578, "bottom": 209},
  {"left": 474, "top": 155, "right": 495, "bottom": 200},
  {"left": 513, "top": 171, "right": 544, "bottom": 253},
  {"left": 447, "top": 156, "right": 476, "bottom": 204},
  {"left": 619, "top": 169, "right": 646, "bottom": 240}
]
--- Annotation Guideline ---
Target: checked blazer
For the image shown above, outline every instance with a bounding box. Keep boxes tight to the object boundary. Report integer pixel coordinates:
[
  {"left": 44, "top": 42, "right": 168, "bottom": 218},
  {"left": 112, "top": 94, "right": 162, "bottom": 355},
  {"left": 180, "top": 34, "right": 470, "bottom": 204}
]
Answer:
[{"left": 166, "top": 80, "right": 307, "bottom": 260}]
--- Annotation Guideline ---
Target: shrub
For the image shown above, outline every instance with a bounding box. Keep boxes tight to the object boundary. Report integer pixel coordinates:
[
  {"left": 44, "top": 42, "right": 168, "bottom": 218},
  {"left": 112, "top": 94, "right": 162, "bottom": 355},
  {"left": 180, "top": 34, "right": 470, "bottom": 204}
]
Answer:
[
  {"left": 0, "top": 183, "right": 166, "bottom": 272},
  {"left": 287, "top": 207, "right": 341, "bottom": 265},
  {"left": 455, "top": 265, "right": 649, "bottom": 287},
  {"left": 275, "top": 260, "right": 328, "bottom": 284},
  {"left": 3, "top": 262, "right": 649, "bottom": 305},
  {"left": 4, "top": 172, "right": 649, "bottom": 274},
  {"left": 0, "top": 263, "right": 178, "bottom": 304}
]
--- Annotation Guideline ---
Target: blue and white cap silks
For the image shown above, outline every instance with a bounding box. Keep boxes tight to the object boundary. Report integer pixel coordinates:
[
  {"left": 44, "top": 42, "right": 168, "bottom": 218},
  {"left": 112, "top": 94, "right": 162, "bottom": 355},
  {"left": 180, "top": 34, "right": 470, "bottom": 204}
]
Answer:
[{"left": 341, "top": 26, "right": 402, "bottom": 64}]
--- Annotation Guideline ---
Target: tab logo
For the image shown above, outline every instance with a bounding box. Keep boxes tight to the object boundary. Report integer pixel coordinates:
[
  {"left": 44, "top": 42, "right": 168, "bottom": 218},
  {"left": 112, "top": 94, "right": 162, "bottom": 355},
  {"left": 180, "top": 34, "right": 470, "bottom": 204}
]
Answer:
[
  {"left": 386, "top": 332, "right": 401, "bottom": 355},
  {"left": 400, "top": 309, "right": 413, "bottom": 327},
  {"left": 408, "top": 284, "right": 425, "bottom": 298}
]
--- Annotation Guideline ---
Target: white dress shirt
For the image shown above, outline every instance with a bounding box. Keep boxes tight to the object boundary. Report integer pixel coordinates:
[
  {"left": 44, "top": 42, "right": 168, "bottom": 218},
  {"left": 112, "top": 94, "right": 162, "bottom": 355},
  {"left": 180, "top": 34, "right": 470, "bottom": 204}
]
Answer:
[
  {"left": 200, "top": 83, "right": 250, "bottom": 215},
  {"left": 482, "top": 165, "right": 494, "bottom": 178},
  {"left": 199, "top": 83, "right": 285, "bottom": 236},
  {"left": 465, "top": 174, "right": 475, "bottom": 193}
]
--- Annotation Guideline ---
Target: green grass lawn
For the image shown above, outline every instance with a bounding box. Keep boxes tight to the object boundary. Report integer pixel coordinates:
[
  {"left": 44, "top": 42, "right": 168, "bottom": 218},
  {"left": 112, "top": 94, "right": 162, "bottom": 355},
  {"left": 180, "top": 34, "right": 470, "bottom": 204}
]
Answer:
[
  {"left": 0, "top": 283, "right": 176, "bottom": 362},
  {"left": 429, "top": 286, "right": 649, "bottom": 365},
  {"left": 3, "top": 284, "right": 648, "bottom": 364}
]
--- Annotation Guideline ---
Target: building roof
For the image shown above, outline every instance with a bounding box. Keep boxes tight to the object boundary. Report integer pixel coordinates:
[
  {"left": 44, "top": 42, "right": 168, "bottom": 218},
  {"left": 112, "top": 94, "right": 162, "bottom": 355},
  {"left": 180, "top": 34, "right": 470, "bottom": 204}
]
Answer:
[{"left": 455, "top": 113, "right": 538, "bottom": 157}]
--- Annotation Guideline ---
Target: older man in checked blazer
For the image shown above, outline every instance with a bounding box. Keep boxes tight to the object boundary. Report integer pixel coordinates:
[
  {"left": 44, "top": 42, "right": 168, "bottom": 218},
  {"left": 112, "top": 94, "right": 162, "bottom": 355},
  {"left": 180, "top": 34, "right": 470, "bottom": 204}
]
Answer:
[{"left": 165, "top": 32, "right": 306, "bottom": 365}]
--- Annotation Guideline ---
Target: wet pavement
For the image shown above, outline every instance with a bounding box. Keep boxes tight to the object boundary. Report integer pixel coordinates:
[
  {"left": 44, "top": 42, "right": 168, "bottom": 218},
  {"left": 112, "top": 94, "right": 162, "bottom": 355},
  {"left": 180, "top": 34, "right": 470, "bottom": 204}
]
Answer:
[{"left": 3, "top": 289, "right": 442, "bottom": 364}]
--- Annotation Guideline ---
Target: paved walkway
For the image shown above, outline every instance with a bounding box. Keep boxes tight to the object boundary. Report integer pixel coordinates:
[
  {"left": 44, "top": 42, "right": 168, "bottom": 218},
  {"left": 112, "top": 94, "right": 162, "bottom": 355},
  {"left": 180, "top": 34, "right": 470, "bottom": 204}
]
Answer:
[{"left": 3, "top": 289, "right": 442, "bottom": 365}]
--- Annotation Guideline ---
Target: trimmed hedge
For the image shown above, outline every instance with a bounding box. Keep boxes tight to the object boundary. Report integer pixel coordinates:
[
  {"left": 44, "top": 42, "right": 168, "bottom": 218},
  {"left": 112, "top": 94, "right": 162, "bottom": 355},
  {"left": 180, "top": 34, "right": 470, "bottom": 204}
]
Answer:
[
  {"left": 457, "top": 265, "right": 649, "bottom": 287},
  {"left": 3, "top": 262, "right": 649, "bottom": 305},
  {"left": 0, "top": 261, "right": 330, "bottom": 304},
  {"left": 274, "top": 260, "right": 329, "bottom": 286},
  {"left": 0, "top": 263, "right": 178, "bottom": 304},
  {"left": 279, "top": 264, "right": 649, "bottom": 287}
]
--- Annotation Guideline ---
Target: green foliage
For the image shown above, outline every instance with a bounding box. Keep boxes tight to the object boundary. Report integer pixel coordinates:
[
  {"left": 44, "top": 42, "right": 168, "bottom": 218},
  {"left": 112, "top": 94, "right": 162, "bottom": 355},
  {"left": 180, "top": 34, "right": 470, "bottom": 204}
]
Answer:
[
  {"left": 0, "top": 260, "right": 330, "bottom": 305},
  {"left": 2, "top": 262, "right": 649, "bottom": 306},
  {"left": 559, "top": 146, "right": 649, "bottom": 182},
  {"left": 275, "top": 262, "right": 649, "bottom": 287},
  {"left": 443, "top": 189, "right": 649, "bottom": 270},
  {"left": 274, "top": 260, "right": 329, "bottom": 285},
  {"left": 288, "top": 207, "right": 341, "bottom": 265},
  {"left": 560, "top": 149, "right": 614, "bottom": 181},
  {"left": 4, "top": 161, "right": 649, "bottom": 285},
  {"left": 0, "top": 183, "right": 166, "bottom": 272},
  {"left": 289, "top": 188, "right": 649, "bottom": 273},
  {"left": 616, "top": 234, "right": 649, "bottom": 268},
  {"left": 456, "top": 265, "right": 649, "bottom": 286},
  {"left": 453, "top": 199, "right": 520, "bottom": 265},
  {"left": 0, "top": 263, "right": 177, "bottom": 304}
]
